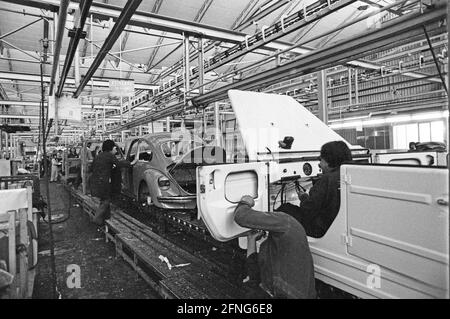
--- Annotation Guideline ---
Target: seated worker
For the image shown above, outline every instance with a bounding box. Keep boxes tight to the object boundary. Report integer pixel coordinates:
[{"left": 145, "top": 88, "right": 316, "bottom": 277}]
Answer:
[
  {"left": 277, "top": 140, "right": 352, "bottom": 238},
  {"left": 234, "top": 195, "right": 316, "bottom": 299},
  {"left": 90, "top": 140, "right": 130, "bottom": 226}
]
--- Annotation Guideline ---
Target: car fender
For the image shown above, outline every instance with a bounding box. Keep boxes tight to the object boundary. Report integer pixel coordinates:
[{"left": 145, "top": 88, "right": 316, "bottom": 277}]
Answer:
[{"left": 141, "top": 168, "right": 179, "bottom": 207}]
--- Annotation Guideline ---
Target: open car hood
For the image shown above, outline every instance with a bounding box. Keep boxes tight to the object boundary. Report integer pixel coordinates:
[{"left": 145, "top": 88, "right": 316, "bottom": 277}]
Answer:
[{"left": 228, "top": 90, "right": 359, "bottom": 161}]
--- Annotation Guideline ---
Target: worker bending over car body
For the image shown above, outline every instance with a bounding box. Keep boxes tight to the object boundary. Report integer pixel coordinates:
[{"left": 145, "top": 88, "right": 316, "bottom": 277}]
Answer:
[{"left": 234, "top": 195, "right": 316, "bottom": 299}]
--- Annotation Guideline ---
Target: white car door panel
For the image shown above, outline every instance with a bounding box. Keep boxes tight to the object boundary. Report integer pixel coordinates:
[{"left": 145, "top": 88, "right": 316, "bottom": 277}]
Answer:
[{"left": 197, "top": 162, "right": 268, "bottom": 242}]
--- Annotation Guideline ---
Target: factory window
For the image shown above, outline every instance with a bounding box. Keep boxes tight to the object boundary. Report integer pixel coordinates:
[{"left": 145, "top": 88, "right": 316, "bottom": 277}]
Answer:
[
  {"left": 128, "top": 140, "right": 139, "bottom": 162},
  {"left": 225, "top": 171, "right": 258, "bottom": 203},
  {"left": 137, "top": 140, "right": 153, "bottom": 162},
  {"left": 335, "top": 126, "right": 390, "bottom": 150},
  {"left": 430, "top": 121, "right": 445, "bottom": 142},
  {"left": 161, "top": 140, "right": 183, "bottom": 158},
  {"left": 419, "top": 122, "right": 431, "bottom": 141},
  {"left": 393, "top": 120, "right": 445, "bottom": 149}
]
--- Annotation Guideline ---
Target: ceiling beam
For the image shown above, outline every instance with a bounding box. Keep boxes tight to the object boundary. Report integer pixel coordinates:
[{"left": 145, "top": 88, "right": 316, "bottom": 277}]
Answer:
[
  {"left": 194, "top": 0, "right": 214, "bottom": 22},
  {"left": 236, "top": 0, "right": 290, "bottom": 30},
  {"left": 0, "top": 25, "right": 16, "bottom": 100},
  {"left": 359, "top": 0, "right": 406, "bottom": 16},
  {"left": 49, "top": 0, "right": 70, "bottom": 96},
  {"left": 193, "top": 7, "right": 446, "bottom": 106},
  {"left": 144, "top": 0, "right": 165, "bottom": 80},
  {"left": 73, "top": 0, "right": 143, "bottom": 98},
  {"left": 0, "top": 0, "right": 308, "bottom": 54},
  {"left": 106, "top": 4, "right": 446, "bottom": 133},
  {"left": 0, "top": 71, "right": 159, "bottom": 90},
  {"left": 56, "top": 0, "right": 93, "bottom": 97}
]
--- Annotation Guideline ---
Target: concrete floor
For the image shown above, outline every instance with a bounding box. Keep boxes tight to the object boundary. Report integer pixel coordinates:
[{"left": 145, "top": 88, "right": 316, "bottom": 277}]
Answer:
[{"left": 32, "top": 181, "right": 159, "bottom": 299}]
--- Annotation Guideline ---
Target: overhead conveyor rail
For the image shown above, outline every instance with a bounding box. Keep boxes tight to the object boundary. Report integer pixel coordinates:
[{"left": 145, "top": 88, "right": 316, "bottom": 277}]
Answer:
[
  {"left": 193, "top": 7, "right": 447, "bottom": 105},
  {"left": 68, "top": 186, "right": 246, "bottom": 299},
  {"left": 48, "top": 0, "right": 69, "bottom": 96},
  {"left": 118, "top": 0, "right": 358, "bottom": 115},
  {"left": 55, "top": 0, "right": 93, "bottom": 97},
  {"left": 72, "top": 0, "right": 143, "bottom": 98},
  {"left": 105, "top": 2, "right": 447, "bottom": 134}
]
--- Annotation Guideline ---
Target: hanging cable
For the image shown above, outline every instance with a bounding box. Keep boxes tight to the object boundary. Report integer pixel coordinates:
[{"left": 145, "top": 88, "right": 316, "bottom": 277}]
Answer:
[{"left": 40, "top": 58, "right": 58, "bottom": 299}]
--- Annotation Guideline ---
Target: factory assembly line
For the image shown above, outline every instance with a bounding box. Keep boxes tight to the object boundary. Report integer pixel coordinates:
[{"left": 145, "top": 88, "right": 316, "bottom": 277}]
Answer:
[
  {"left": 0, "top": 0, "right": 448, "bottom": 301},
  {"left": 61, "top": 90, "right": 447, "bottom": 299}
]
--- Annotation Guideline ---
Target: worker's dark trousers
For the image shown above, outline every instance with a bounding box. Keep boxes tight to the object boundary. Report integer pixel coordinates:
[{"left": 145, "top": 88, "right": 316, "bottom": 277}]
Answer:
[
  {"left": 93, "top": 198, "right": 111, "bottom": 226},
  {"left": 276, "top": 203, "right": 304, "bottom": 224}
]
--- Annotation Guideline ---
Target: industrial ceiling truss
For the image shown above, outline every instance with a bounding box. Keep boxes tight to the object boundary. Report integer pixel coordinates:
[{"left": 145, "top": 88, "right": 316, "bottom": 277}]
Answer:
[{"left": 0, "top": 0, "right": 446, "bottom": 141}]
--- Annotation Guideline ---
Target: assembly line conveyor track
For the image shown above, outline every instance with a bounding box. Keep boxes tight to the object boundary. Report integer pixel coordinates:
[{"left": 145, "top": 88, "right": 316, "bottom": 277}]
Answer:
[{"left": 66, "top": 185, "right": 247, "bottom": 299}]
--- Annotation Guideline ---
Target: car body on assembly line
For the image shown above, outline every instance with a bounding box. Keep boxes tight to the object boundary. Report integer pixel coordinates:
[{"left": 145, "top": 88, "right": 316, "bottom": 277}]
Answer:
[{"left": 120, "top": 132, "right": 226, "bottom": 211}]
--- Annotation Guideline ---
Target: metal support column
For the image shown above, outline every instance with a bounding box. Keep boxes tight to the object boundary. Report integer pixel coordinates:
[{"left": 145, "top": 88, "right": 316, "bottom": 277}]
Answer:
[
  {"left": 447, "top": 2, "right": 449, "bottom": 155},
  {"left": 202, "top": 109, "right": 207, "bottom": 138},
  {"left": 348, "top": 68, "right": 352, "bottom": 105},
  {"left": 14, "top": 135, "right": 17, "bottom": 158},
  {"left": 166, "top": 117, "right": 171, "bottom": 132},
  {"left": 120, "top": 97, "right": 123, "bottom": 125},
  {"left": 10, "top": 135, "right": 14, "bottom": 158},
  {"left": 388, "top": 125, "right": 394, "bottom": 149},
  {"left": 15, "top": 136, "right": 18, "bottom": 158},
  {"left": 198, "top": 36, "right": 204, "bottom": 95},
  {"left": 355, "top": 68, "right": 359, "bottom": 105},
  {"left": 73, "top": 0, "right": 143, "bottom": 98},
  {"left": 317, "top": 70, "right": 328, "bottom": 124},
  {"left": 183, "top": 33, "right": 190, "bottom": 104},
  {"left": 103, "top": 107, "right": 106, "bottom": 132},
  {"left": 214, "top": 102, "right": 221, "bottom": 146},
  {"left": 5, "top": 132, "right": 9, "bottom": 158}
]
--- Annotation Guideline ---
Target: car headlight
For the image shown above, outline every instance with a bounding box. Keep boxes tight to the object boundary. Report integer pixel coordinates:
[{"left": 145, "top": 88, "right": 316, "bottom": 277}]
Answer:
[{"left": 158, "top": 176, "right": 170, "bottom": 189}]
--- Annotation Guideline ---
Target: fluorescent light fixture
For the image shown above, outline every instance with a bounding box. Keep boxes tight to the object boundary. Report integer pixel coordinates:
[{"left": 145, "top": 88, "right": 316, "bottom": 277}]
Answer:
[
  {"left": 331, "top": 120, "right": 363, "bottom": 129},
  {"left": 363, "top": 118, "right": 386, "bottom": 126},
  {"left": 328, "top": 115, "right": 369, "bottom": 123},
  {"left": 411, "top": 112, "right": 443, "bottom": 121},
  {"left": 385, "top": 115, "right": 411, "bottom": 123},
  {"left": 329, "top": 110, "right": 448, "bottom": 129}
]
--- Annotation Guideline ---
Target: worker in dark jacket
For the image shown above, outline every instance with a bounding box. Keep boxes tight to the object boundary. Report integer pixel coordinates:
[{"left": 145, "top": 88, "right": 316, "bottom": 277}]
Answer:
[
  {"left": 234, "top": 195, "right": 316, "bottom": 299},
  {"left": 277, "top": 140, "right": 352, "bottom": 238},
  {"left": 90, "top": 140, "right": 129, "bottom": 226}
]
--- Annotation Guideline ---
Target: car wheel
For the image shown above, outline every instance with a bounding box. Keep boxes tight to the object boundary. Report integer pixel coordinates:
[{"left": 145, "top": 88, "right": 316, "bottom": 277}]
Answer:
[{"left": 138, "top": 182, "right": 152, "bottom": 211}]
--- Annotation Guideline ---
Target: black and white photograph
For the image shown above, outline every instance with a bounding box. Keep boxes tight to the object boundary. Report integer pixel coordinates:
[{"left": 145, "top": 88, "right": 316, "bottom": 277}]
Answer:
[{"left": 0, "top": 0, "right": 448, "bottom": 305}]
